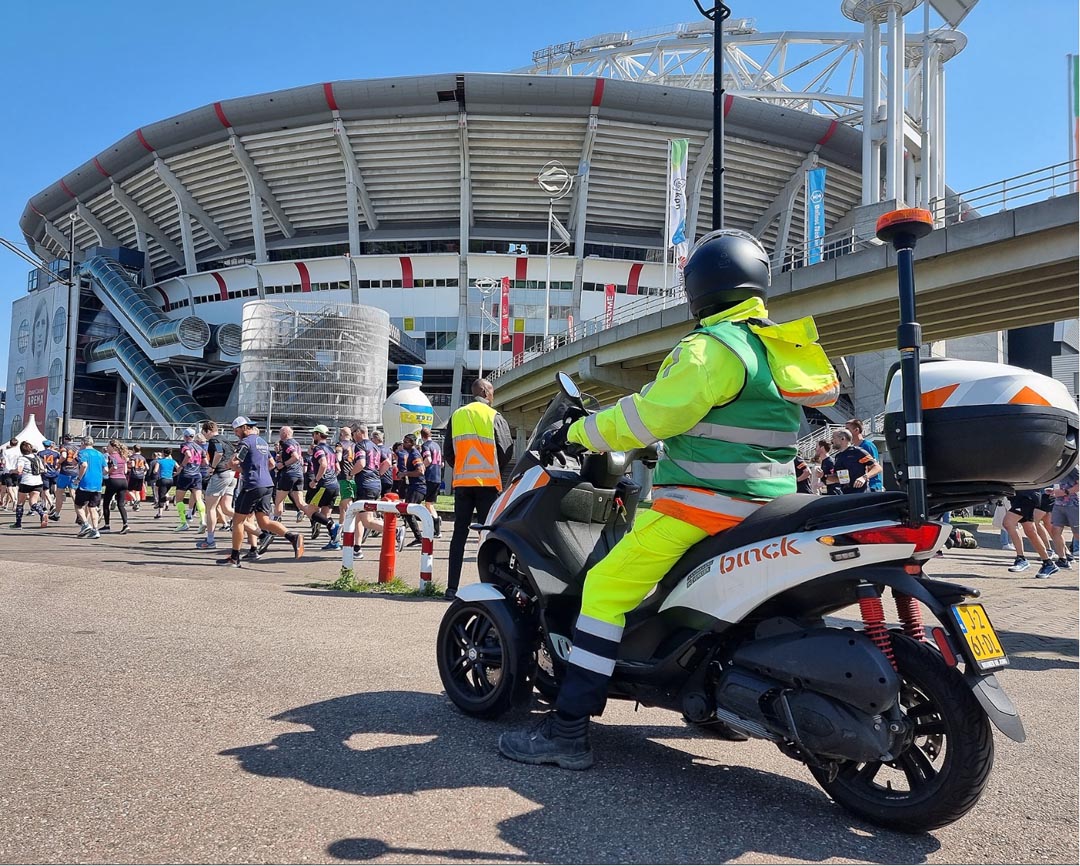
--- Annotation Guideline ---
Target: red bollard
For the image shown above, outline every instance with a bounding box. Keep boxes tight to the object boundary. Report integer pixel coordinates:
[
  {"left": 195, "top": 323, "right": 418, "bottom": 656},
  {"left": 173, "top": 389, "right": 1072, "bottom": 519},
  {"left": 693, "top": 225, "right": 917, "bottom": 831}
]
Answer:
[{"left": 379, "top": 494, "right": 399, "bottom": 584}]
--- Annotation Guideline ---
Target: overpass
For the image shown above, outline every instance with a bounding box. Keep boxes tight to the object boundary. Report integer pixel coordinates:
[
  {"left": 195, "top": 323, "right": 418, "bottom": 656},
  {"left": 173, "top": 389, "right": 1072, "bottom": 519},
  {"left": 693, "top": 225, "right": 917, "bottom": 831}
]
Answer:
[{"left": 492, "top": 193, "right": 1078, "bottom": 427}]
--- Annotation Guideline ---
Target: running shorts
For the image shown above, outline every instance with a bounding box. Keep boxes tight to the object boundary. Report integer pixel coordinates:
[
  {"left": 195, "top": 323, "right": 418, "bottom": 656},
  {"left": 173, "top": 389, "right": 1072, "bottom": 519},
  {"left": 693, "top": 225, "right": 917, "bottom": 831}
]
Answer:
[
  {"left": 234, "top": 485, "right": 274, "bottom": 516},
  {"left": 308, "top": 483, "right": 340, "bottom": 508},
  {"left": 276, "top": 474, "right": 304, "bottom": 492},
  {"left": 338, "top": 478, "right": 356, "bottom": 501},
  {"left": 56, "top": 474, "right": 77, "bottom": 490},
  {"left": 206, "top": 471, "right": 237, "bottom": 498},
  {"left": 175, "top": 474, "right": 203, "bottom": 492},
  {"left": 74, "top": 489, "right": 102, "bottom": 508},
  {"left": 1008, "top": 492, "right": 1039, "bottom": 523}
]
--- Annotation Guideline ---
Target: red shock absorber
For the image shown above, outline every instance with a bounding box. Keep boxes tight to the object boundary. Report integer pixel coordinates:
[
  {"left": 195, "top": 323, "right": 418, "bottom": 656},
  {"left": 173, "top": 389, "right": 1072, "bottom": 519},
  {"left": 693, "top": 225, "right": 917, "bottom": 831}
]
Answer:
[
  {"left": 856, "top": 584, "right": 897, "bottom": 670},
  {"left": 893, "top": 591, "right": 926, "bottom": 641}
]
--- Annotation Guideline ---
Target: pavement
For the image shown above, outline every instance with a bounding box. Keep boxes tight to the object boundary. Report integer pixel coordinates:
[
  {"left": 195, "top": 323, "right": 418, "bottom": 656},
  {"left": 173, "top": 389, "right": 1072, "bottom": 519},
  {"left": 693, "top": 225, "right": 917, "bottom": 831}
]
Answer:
[{"left": 0, "top": 506, "right": 1076, "bottom": 864}]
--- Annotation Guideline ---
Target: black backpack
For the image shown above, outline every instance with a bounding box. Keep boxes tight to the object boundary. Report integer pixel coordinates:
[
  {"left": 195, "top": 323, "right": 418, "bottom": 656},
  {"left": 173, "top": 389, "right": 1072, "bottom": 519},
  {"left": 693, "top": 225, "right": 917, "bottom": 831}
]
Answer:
[
  {"left": 29, "top": 455, "right": 46, "bottom": 476},
  {"left": 210, "top": 437, "right": 236, "bottom": 472}
]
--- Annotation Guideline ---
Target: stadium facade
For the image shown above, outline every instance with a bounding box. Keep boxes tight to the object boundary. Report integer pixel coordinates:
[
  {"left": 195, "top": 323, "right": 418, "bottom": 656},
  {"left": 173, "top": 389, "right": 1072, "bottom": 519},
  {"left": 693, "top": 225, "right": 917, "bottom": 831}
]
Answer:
[{"left": 10, "top": 12, "right": 989, "bottom": 439}]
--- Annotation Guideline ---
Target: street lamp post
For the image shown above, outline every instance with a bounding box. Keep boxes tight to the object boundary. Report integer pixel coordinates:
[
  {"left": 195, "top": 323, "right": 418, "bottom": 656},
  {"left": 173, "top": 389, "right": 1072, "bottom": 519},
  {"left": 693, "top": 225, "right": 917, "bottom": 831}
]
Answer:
[
  {"left": 474, "top": 277, "right": 500, "bottom": 378},
  {"left": 536, "top": 161, "right": 573, "bottom": 342},
  {"left": 694, "top": 0, "right": 731, "bottom": 230},
  {"left": 61, "top": 211, "right": 79, "bottom": 440}
]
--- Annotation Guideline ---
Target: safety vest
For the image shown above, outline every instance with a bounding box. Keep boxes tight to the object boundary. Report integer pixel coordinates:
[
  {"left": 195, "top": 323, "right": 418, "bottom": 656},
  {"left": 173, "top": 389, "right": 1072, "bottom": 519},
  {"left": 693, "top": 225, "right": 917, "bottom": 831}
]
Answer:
[
  {"left": 653, "top": 320, "right": 801, "bottom": 501},
  {"left": 451, "top": 400, "right": 502, "bottom": 490}
]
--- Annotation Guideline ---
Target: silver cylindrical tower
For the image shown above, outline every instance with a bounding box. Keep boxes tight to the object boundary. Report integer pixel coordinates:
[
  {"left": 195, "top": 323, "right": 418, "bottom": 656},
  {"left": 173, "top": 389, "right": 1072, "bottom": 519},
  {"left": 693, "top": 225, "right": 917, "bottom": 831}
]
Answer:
[{"left": 238, "top": 299, "right": 390, "bottom": 427}]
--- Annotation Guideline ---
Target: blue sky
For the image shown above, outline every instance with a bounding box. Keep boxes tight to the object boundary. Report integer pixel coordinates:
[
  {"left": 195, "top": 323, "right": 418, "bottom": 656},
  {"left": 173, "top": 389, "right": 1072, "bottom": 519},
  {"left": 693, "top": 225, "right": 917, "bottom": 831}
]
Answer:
[{"left": 1, "top": 0, "right": 1076, "bottom": 391}]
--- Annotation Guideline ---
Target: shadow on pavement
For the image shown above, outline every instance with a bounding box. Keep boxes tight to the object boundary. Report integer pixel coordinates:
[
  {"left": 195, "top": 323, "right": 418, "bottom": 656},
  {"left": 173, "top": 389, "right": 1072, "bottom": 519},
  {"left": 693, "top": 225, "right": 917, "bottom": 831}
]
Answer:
[
  {"left": 221, "top": 691, "right": 941, "bottom": 864},
  {"left": 997, "top": 629, "right": 1078, "bottom": 671}
]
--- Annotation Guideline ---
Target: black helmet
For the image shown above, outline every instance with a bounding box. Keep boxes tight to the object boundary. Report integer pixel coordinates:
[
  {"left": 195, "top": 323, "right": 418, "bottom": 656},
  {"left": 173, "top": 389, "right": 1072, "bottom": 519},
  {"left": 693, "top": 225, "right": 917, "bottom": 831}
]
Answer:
[{"left": 682, "top": 229, "right": 771, "bottom": 318}]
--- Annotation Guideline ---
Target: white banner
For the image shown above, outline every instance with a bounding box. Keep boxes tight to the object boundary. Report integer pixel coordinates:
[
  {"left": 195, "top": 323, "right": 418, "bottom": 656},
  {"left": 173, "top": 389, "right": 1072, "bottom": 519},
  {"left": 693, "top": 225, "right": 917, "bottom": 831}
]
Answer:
[{"left": 667, "top": 139, "right": 690, "bottom": 284}]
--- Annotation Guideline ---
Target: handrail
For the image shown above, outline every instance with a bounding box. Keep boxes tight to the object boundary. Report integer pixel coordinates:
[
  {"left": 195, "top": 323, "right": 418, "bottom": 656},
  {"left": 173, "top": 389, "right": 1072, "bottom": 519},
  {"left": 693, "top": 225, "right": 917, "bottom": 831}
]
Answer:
[{"left": 490, "top": 161, "right": 1076, "bottom": 380}]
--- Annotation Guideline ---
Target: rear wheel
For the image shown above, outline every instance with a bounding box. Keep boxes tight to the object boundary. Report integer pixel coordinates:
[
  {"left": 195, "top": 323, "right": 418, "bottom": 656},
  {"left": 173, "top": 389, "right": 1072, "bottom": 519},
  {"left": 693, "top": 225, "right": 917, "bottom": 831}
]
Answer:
[
  {"left": 810, "top": 635, "right": 994, "bottom": 833},
  {"left": 437, "top": 600, "right": 533, "bottom": 719}
]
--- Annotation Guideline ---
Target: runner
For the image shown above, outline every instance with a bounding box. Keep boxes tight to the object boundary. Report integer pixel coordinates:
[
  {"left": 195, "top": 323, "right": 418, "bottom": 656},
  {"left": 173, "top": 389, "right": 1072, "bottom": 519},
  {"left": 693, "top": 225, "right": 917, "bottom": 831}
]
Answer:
[
  {"left": 272, "top": 426, "right": 307, "bottom": 522},
  {"left": 0, "top": 437, "right": 19, "bottom": 512},
  {"left": 348, "top": 425, "right": 388, "bottom": 558},
  {"left": 39, "top": 439, "right": 60, "bottom": 514},
  {"left": 174, "top": 429, "right": 205, "bottom": 531},
  {"left": 127, "top": 446, "right": 148, "bottom": 512},
  {"left": 74, "top": 437, "right": 107, "bottom": 540},
  {"left": 302, "top": 424, "right": 341, "bottom": 548},
  {"left": 400, "top": 432, "right": 427, "bottom": 547},
  {"left": 8, "top": 442, "right": 48, "bottom": 529},
  {"left": 336, "top": 426, "right": 357, "bottom": 544},
  {"left": 51, "top": 435, "right": 82, "bottom": 522},
  {"left": 372, "top": 431, "right": 394, "bottom": 497},
  {"left": 196, "top": 421, "right": 237, "bottom": 551},
  {"left": 152, "top": 450, "right": 177, "bottom": 519},
  {"left": 218, "top": 417, "right": 304, "bottom": 568},
  {"left": 100, "top": 439, "right": 131, "bottom": 534},
  {"left": 418, "top": 426, "right": 443, "bottom": 538}
]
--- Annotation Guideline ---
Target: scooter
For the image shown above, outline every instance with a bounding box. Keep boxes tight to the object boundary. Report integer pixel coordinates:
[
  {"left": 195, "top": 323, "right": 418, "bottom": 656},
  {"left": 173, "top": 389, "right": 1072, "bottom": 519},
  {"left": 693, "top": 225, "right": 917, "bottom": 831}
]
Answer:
[{"left": 436, "top": 210, "right": 1032, "bottom": 833}]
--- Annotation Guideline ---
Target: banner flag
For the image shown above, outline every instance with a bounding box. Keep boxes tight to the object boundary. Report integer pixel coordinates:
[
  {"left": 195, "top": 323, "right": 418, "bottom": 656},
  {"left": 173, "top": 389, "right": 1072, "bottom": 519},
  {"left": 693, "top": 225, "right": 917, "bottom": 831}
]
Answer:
[
  {"left": 604, "top": 283, "right": 616, "bottom": 328},
  {"left": 500, "top": 276, "right": 510, "bottom": 344},
  {"left": 667, "top": 139, "right": 690, "bottom": 282},
  {"left": 567, "top": 313, "right": 574, "bottom": 335},
  {"left": 805, "top": 166, "right": 827, "bottom": 266}
]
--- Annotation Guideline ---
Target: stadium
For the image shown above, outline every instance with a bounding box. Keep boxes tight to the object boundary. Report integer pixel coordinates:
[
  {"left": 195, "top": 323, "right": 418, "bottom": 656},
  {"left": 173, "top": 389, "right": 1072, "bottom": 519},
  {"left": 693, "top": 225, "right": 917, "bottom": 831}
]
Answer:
[{"left": 8, "top": 11, "right": 971, "bottom": 439}]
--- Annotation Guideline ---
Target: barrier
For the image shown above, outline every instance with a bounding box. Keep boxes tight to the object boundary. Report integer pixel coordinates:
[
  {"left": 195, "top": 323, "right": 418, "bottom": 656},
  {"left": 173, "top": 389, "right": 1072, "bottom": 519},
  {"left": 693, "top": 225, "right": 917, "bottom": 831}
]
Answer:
[{"left": 340, "top": 500, "right": 435, "bottom": 592}]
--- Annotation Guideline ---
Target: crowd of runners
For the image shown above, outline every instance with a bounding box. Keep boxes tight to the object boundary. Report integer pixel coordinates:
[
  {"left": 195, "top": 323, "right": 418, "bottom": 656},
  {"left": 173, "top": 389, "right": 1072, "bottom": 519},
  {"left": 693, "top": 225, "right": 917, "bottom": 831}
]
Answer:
[{"left": 0, "top": 418, "right": 446, "bottom": 569}]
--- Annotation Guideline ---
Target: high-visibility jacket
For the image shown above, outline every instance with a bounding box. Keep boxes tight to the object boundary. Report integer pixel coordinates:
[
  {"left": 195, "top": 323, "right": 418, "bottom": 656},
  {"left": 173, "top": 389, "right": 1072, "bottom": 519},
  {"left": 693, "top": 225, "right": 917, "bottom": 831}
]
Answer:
[
  {"left": 450, "top": 399, "right": 503, "bottom": 489},
  {"left": 568, "top": 297, "right": 838, "bottom": 532}
]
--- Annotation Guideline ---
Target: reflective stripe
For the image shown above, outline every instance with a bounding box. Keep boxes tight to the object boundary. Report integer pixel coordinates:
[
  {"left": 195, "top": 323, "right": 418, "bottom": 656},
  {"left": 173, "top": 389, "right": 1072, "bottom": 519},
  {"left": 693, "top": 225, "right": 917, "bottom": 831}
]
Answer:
[
  {"left": 575, "top": 613, "right": 624, "bottom": 642},
  {"left": 906, "top": 423, "right": 923, "bottom": 436},
  {"left": 583, "top": 414, "right": 613, "bottom": 452},
  {"left": 453, "top": 433, "right": 495, "bottom": 447},
  {"left": 908, "top": 465, "right": 927, "bottom": 480},
  {"left": 659, "top": 346, "right": 682, "bottom": 377},
  {"left": 684, "top": 422, "right": 796, "bottom": 448},
  {"left": 618, "top": 396, "right": 658, "bottom": 446},
  {"left": 651, "top": 486, "right": 762, "bottom": 518},
  {"left": 668, "top": 458, "right": 795, "bottom": 481},
  {"left": 567, "top": 646, "right": 616, "bottom": 676}
]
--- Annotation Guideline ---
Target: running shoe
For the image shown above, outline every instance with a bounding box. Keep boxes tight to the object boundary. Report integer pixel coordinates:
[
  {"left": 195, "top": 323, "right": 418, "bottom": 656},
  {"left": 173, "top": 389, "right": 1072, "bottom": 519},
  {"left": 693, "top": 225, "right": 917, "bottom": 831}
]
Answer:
[
  {"left": 77, "top": 525, "right": 93, "bottom": 538},
  {"left": 1056, "top": 557, "right": 1072, "bottom": 569},
  {"left": 8, "top": 522, "right": 22, "bottom": 529},
  {"left": 99, "top": 526, "right": 111, "bottom": 533},
  {"left": 256, "top": 531, "right": 275, "bottom": 555},
  {"left": 219, "top": 555, "right": 243, "bottom": 568},
  {"left": 195, "top": 539, "right": 216, "bottom": 550},
  {"left": 88, "top": 530, "right": 101, "bottom": 540},
  {"left": 48, "top": 511, "right": 59, "bottom": 521},
  {"left": 174, "top": 523, "right": 189, "bottom": 532},
  {"left": 118, "top": 525, "right": 130, "bottom": 535},
  {"left": 242, "top": 548, "right": 262, "bottom": 562},
  {"left": 220, "top": 521, "right": 232, "bottom": 531},
  {"left": 395, "top": 525, "right": 405, "bottom": 550},
  {"left": 310, "top": 516, "right": 322, "bottom": 540},
  {"left": 132, "top": 503, "right": 140, "bottom": 512},
  {"left": 328, "top": 522, "right": 341, "bottom": 544},
  {"left": 1036, "top": 560, "right": 1060, "bottom": 579},
  {"left": 290, "top": 533, "right": 305, "bottom": 559},
  {"left": 322, "top": 540, "right": 342, "bottom": 551},
  {"left": 154, "top": 513, "right": 162, "bottom": 520},
  {"left": 352, "top": 546, "right": 364, "bottom": 560},
  {"left": 1008, "top": 557, "right": 1030, "bottom": 573},
  {"left": 406, "top": 537, "right": 423, "bottom": 548}
]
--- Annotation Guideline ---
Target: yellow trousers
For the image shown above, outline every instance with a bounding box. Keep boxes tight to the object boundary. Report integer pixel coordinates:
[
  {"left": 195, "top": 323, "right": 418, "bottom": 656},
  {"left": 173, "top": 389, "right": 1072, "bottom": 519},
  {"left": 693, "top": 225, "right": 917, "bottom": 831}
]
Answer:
[{"left": 579, "top": 509, "right": 709, "bottom": 628}]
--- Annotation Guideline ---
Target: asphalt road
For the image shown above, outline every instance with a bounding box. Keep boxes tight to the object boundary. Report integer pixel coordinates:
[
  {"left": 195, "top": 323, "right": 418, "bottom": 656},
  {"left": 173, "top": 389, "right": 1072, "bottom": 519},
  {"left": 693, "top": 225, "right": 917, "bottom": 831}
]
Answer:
[{"left": 0, "top": 515, "right": 1076, "bottom": 864}]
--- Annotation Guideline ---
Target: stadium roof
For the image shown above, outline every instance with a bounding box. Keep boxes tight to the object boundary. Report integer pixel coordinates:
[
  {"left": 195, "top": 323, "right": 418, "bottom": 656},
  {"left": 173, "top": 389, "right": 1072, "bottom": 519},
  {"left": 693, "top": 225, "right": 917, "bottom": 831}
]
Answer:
[{"left": 21, "top": 73, "right": 863, "bottom": 277}]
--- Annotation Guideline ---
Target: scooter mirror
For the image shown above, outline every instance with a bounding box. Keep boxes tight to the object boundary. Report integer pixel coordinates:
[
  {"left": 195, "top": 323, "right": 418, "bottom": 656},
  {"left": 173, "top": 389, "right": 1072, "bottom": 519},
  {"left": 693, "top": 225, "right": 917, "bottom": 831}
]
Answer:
[{"left": 556, "top": 371, "right": 581, "bottom": 401}]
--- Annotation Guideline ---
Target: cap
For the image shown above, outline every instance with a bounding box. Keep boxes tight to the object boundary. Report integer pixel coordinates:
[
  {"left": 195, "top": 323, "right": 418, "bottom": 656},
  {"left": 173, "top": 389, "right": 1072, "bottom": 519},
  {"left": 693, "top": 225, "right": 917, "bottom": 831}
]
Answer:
[
  {"left": 42, "top": 439, "right": 53, "bottom": 447},
  {"left": 232, "top": 416, "right": 253, "bottom": 429},
  {"left": 183, "top": 428, "right": 196, "bottom": 438},
  {"left": 312, "top": 424, "right": 330, "bottom": 435}
]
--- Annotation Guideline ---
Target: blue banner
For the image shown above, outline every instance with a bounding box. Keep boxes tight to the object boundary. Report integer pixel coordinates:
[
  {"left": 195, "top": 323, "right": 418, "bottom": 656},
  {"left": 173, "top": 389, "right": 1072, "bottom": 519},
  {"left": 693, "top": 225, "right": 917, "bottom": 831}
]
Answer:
[{"left": 806, "top": 166, "right": 827, "bottom": 265}]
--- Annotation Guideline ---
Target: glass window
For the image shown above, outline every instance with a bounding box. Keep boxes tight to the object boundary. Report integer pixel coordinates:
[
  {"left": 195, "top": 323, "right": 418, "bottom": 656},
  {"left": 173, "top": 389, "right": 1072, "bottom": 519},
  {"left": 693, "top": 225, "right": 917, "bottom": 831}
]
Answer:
[
  {"left": 52, "top": 307, "right": 66, "bottom": 344},
  {"left": 17, "top": 319, "right": 29, "bottom": 352}
]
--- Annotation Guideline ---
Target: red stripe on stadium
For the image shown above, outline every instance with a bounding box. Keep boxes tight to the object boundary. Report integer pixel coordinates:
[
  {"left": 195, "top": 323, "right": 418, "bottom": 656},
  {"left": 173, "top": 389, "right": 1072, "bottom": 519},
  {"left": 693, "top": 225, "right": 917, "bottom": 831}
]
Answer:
[
  {"left": 296, "top": 261, "right": 312, "bottom": 293},
  {"left": 817, "top": 120, "right": 839, "bottom": 146},
  {"left": 724, "top": 94, "right": 734, "bottom": 116},
  {"left": 29, "top": 202, "right": 44, "bottom": 217},
  {"left": 324, "top": 82, "right": 339, "bottom": 112},
  {"left": 93, "top": 157, "right": 110, "bottom": 178},
  {"left": 627, "top": 262, "right": 643, "bottom": 296},
  {"left": 515, "top": 257, "right": 528, "bottom": 281},
  {"left": 399, "top": 257, "right": 414, "bottom": 288},
  {"left": 213, "top": 102, "right": 232, "bottom": 128},
  {"left": 211, "top": 271, "right": 228, "bottom": 302},
  {"left": 136, "top": 129, "right": 154, "bottom": 152},
  {"left": 592, "top": 78, "right": 606, "bottom": 107},
  {"left": 59, "top": 180, "right": 75, "bottom": 199}
]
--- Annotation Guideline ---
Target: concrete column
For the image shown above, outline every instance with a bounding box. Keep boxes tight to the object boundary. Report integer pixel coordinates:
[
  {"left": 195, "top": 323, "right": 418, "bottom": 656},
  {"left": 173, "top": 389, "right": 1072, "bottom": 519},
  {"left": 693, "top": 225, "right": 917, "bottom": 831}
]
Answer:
[
  {"left": 883, "top": 3, "right": 905, "bottom": 202},
  {"left": 177, "top": 209, "right": 197, "bottom": 276},
  {"left": 246, "top": 177, "right": 268, "bottom": 264},
  {"left": 861, "top": 18, "right": 879, "bottom": 205}
]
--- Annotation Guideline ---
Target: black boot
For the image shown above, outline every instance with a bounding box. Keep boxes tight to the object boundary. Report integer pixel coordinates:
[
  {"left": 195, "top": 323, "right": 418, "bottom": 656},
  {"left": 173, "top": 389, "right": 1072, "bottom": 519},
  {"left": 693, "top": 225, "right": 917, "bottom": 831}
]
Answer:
[
  {"left": 498, "top": 712, "right": 594, "bottom": 770},
  {"left": 433, "top": 515, "right": 442, "bottom": 538}
]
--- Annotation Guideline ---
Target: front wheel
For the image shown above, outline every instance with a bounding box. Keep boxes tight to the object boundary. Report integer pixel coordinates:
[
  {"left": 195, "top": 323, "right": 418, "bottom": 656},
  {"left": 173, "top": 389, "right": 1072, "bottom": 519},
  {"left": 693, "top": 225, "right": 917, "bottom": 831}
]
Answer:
[
  {"left": 437, "top": 600, "right": 534, "bottom": 719},
  {"left": 810, "top": 635, "right": 994, "bottom": 833}
]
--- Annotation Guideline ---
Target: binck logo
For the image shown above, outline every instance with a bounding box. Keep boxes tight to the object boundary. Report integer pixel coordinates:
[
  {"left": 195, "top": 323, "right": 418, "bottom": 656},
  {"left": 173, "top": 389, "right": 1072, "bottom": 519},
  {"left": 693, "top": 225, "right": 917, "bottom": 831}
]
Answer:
[{"left": 719, "top": 537, "right": 801, "bottom": 574}]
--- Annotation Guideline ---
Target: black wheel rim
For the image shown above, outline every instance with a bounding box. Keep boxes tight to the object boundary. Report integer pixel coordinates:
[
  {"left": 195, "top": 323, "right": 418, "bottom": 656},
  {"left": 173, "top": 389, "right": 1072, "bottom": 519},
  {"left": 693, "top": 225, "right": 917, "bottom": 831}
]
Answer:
[
  {"left": 834, "top": 673, "right": 948, "bottom": 804},
  {"left": 442, "top": 607, "right": 505, "bottom": 702}
]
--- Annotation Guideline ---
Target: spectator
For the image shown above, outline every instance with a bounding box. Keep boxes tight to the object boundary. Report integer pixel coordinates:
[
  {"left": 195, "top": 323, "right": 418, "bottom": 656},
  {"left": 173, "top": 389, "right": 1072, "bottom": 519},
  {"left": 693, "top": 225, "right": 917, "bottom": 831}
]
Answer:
[
  {"left": 825, "top": 429, "right": 880, "bottom": 494},
  {"left": 845, "top": 419, "right": 885, "bottom": 491}
]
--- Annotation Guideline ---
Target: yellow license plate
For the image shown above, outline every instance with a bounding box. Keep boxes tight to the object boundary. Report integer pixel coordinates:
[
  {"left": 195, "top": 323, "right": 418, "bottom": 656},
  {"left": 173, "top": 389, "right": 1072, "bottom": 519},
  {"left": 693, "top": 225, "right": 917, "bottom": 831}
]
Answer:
[{"left": 951, "top": 603, "right": 1008, "bottom": 671}]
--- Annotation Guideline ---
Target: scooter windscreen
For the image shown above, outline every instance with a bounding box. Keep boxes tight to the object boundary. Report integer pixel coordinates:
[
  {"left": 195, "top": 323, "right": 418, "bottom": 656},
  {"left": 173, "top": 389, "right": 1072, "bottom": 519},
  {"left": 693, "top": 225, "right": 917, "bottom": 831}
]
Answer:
[{"left": 525, "top": 392, "right": 583, "bottom": 453}]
